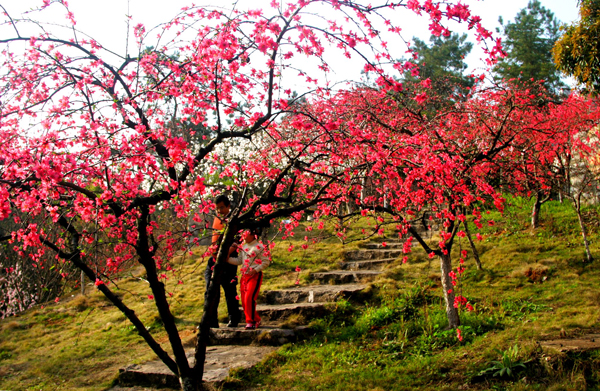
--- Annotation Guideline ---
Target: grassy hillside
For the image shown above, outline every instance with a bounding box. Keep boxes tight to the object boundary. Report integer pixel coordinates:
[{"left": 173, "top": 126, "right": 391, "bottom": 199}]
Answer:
[{"left": 2, "top": 197, "right": 600, "bottom": 390}]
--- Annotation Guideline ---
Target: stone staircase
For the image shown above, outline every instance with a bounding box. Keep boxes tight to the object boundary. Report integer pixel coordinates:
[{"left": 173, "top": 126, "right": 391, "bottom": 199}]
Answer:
[{"left": 115, "top": 238, "right": 403, "bottom": 389}]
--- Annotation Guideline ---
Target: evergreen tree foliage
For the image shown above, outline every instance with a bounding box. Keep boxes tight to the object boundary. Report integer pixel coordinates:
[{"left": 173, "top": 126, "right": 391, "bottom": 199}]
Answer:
[
  {"left": 494, "top": 0, "right": 565, "bottom": 93},
  {"left": 409, "top": 33, "right": 474, "bottom": 100}
]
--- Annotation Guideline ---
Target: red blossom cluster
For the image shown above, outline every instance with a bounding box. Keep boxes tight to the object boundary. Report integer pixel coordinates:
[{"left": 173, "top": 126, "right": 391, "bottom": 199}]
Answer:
[{"left": 1, "top": 0, "right": 596, "bottom": 387}]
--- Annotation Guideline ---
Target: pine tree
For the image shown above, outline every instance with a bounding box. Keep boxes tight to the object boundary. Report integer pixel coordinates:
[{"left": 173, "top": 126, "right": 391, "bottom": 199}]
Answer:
[
  {"left": 409, "top": 33, "right": 474, "bottom": 99},
  {"left": 494, "top": 0, "right": 566, "bottom": 93},
  {"left": 402, "top": 33, "right": 474, "bottom": 113}
]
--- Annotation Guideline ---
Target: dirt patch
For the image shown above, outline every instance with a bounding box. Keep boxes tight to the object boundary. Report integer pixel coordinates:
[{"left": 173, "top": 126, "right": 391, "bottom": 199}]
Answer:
[{"left": 524, "top": 266, "right": 548, "bottom": 283}]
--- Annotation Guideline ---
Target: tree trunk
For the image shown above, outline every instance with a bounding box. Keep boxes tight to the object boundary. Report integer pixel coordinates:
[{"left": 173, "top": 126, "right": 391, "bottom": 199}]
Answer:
[
  {"left": 180, "top": 376, "right": 202, "bottom": 391},
  {"left": 463, "top": 221, "right": 482, "bottom": 270},
  {"left": 575, "top": 203, "right": 593, "bottom": 263},
  {"left": 531, "top": 193, "right": 542, "bottom": 229},
  {"left": 193, "top": 224, "right": 237, "bottom": 390},
  {"left": 439, "top": 252, "right": 460, "bottom": 328},
  {"left": 137, "top": 206, "right": 201, "bottom": 390}
]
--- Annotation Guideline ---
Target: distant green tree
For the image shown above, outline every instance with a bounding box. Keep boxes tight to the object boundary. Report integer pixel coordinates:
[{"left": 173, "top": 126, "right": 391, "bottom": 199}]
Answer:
[
  {"left": 494, "top": 0, "right": 566, "bottom": 93},
  {"left": 404, "top": 33, "right": 474, "bottom": 110},
  {"left": 410, "top": 33, "right": 473, "bottom": 95},
  {"left": 553, "top": 0, "right": 600, "bottom": 95}
]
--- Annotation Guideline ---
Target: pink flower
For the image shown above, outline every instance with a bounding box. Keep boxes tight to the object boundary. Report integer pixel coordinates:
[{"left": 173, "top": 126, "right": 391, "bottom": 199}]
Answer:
[
  {"left": 407, "top": 0, "right": 420, "bottom": 12},
  {"left": 95, "top": 278, "right": 104, "bottom": 286},
  {"left": 456, "top": 328, "right": 463, "bottom": 342},
  {"left": 295, "top": 266, "right": 302, "bottom": 272},
  {"left": 148, "top": 295, "right": 154, "bottom": 300}
]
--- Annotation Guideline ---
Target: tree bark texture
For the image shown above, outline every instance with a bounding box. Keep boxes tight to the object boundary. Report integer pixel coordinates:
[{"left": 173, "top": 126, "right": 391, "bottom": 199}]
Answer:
[
  {"left": 439, "top": 252, "right": 460, "bottom": 328},
  {"left": 531, "top": 193, "right": 542, "bottom": 229},
  {"left": 192, "top": 223, "right": 237, "bottom": 390},
  {"left": 575, "top": 203, "right": 593, "bottom": 262},
  {"left": 462, "top": 221, "right": 482, "bottom": 270}
]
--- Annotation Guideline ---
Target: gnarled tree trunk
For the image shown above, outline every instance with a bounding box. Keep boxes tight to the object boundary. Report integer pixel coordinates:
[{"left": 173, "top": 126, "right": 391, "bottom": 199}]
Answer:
[
  {"left": 439, "top": 252, "right": 460, "bottom": 329},
  {"left": 531, "top": 193, "right": 542, "bottom": 229},
  {"left": 574, "top": 202, "right": 593, "bottom": 263},
  {"left": 462, "top": 221, "right": 482, "bottom": 270},
  {"left": 192, "top": 223, "right": 238, "bottom": 390}
]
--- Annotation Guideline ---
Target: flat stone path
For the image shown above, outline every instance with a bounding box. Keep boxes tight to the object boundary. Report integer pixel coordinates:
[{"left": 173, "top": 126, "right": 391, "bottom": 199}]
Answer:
[
  {"left": 541, "top": 334, "right": 600, "bottom": 353},
  {"left": 311, "top": 270, "right": 382, "bottom": 284},
  {"left": 117, "top": 238, "right": 402, "bottom": 388},
  {"left": 118, "top": 345, "right": 277, "bottom": 388},
  {"left": 261, "top": 283, "right": 368, "bottom": 304}
]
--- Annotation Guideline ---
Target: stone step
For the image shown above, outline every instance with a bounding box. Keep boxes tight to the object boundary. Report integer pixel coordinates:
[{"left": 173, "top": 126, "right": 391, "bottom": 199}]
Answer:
[
  {"left": 256, "top": 302, "right": 333, "bottom": 321},
  {"left": 360, "top": 242, "right": 404, "bottom": 249},
  {"left": 261, "top": 283, "right": 368, "bottom": 305},
  {"left": 118, "top": 345, "right": 277, "bottom": 387},
  {"left": 209, "top": 325, "right": 313, "bottom": 346},
  {"left": 341, "top": 258, "right": 396, "bottom": 270},
  {"left": 344, "top": 249, "right": 403, "bottom": 261},
  {"left": 311, "top": 270, "right": 382, "bottom": 284},
  {"left": 540, "top": 334, "right": 600, "bottom": 353}
]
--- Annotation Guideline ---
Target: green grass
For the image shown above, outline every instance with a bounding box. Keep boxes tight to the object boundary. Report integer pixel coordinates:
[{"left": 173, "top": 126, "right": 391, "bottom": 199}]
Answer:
[{"left": 2, "top": 197, "right": 600, "bottom": 390}]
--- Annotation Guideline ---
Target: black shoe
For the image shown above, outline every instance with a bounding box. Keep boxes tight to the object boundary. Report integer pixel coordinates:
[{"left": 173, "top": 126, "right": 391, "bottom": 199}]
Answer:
[{"left": 227, "top": 320, "right": 239, "bottom": 328}]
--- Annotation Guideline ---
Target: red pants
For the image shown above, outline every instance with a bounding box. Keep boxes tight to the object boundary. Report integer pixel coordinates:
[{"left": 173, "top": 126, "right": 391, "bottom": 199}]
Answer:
[{"left": 240, "top": 272, "right": 263, "bottom": 324}]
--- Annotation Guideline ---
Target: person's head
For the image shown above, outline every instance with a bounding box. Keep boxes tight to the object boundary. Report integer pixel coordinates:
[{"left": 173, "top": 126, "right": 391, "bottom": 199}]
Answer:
[
  {"left": 242, "top": 227, "right": 261, "bottom": 243},
  {"left": 214, "top": 195, "right": 231, "bottom": 217}
]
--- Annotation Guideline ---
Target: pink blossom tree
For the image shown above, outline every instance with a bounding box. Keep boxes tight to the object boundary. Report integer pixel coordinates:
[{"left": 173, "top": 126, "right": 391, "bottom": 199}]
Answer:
[
  {"left": 301, "top": 81, "right": 599, "bottom": 330},
  {"left": 0, "top": 0, "right": 500, "bottom": 389}
]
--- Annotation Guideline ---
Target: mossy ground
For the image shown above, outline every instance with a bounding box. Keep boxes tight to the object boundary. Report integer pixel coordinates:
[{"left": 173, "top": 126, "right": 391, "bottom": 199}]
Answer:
[{"left": 1, "top": 196, "right": 600, "bottom": 390}]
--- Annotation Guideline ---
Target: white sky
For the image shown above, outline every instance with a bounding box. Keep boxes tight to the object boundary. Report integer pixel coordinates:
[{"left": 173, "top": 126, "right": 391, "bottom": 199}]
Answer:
[{"left": 0, "top": 0, "right": 581, "bottom": 87}]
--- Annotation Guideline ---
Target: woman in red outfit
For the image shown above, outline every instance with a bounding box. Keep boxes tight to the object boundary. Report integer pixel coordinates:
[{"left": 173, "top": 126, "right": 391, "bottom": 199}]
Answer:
[{"left": 227, "top": 229, "right": 270, "bottom": 329}]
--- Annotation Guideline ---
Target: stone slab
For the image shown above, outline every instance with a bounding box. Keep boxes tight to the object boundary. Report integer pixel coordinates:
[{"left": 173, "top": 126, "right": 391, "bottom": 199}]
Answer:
[
  {"left": 311, "top": 270, "right": 382, "bottom": 284},
  {"left": 540, "top": 334, "right": 600, "bottom": 353},
  {"left": 360, "top": 242, "right": 404, "bottom": 249},
  {"left": 209, "top": 325, "right": 313, "bottom": 346},
  {"left": 261, "top": 283, "right": 368, "bottom": 304},
  {"left": 341, "top": 258, "right": 396, "bottom": 270},
  {"left": 256, "top": 302, "right": 332, "bottom": 321},
  {"left": 118, "top": 345, "right": 277, "bottom": 388},
  {"left": 344, "top": 249, "right": 403, "bottom": 261}
]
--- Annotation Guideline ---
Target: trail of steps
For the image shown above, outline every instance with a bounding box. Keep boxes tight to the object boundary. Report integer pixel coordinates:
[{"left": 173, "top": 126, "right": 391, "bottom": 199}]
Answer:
[
  {"left": 118, "top": 346, "right": 278, "bottom": 388},
  {"left": 116, "top": 238, "right": 403, "bottom": 388},
  {"left": 311, "top": 270, "right": 382, "bottom": 284},
  {"left": 341, "top": 258, "right": 397, "bottom": 270},
  {"left": 261, "top": 283, "right": 368, "bottom": 304}
]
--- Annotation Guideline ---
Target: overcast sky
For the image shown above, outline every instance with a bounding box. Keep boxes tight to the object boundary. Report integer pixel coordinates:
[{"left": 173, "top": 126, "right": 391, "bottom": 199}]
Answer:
[{"left": 1, "top": 0, "right": 582, "bottom": 86}]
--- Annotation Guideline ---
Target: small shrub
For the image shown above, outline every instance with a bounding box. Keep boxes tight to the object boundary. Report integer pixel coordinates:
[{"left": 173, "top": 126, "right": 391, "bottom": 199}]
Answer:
[
  {"left": 356, "top": 286, "right": 431, "bottom": 331},
  {"left": 69, "top": 295, "right": 90, "bottom": 312},
  {"left": 478, "top": 345, "right": 528, "bottom": 379}
]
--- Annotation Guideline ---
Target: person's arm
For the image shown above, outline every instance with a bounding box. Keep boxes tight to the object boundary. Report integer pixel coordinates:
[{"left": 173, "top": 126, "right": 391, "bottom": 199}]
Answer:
[
  {"left": 227, "top": 255, "right": 242, "bottom": 265},
  {"left": 227, "top": 241, "right": 245, "bottom": 265},
  {"left": 210, "top": 217, "right": 224, "bottom": 256},
  {"left": 250, "top": 243, "right": 270, "bottom": 272}
]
